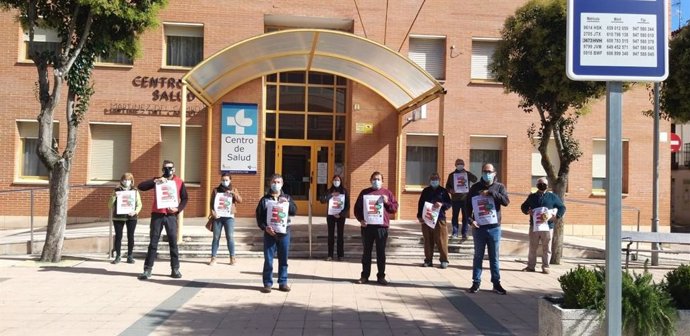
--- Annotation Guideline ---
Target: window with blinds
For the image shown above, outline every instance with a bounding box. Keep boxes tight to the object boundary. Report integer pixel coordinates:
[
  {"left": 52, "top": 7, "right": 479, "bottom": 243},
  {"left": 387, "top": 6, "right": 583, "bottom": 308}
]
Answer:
[
  {"left": 17, "top": 121, "right": 59, "bottom": 179},
  {"left": 592, "top": 139, "right": 629, "bottom": 193},
  {"left": 471, "top": 40, "right": 499, "bottom": 81},
  {"left": 164, "top": 23, "right": 203, "bottom": 68},
  {"left": 409, "top": 36, "right": 446, "bottom": 81},
  {"left": 405, "top": 134, "right": 438, "bottom": 186},
  {"left": 470, "top": 136, "right": 506, "bottom": 183},
  {"left": 89, "top": 124, "right": 131, "bottom": 181},
  {"left": 160, "top": 126, "right": 202, "bottom": 183},
  {"left": 22, "top": 27, "right": 61, "bottom": 61}
]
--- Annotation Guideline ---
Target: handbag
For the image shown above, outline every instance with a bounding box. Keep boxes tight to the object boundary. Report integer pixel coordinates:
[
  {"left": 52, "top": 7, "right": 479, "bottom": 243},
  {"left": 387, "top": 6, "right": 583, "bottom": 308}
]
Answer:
[{"left": 205, "top": 215, "right": 214, "bottom": 232}]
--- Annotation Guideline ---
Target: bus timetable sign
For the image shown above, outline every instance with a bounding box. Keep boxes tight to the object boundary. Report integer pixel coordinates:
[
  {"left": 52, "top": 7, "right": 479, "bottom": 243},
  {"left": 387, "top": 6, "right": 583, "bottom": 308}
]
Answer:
[{"left": 567, "top": 0, "right": 669, "bottom": 82}]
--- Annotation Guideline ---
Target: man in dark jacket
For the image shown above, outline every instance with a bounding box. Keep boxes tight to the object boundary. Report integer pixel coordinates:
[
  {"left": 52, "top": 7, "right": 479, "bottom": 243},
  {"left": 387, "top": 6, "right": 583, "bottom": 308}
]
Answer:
[
  {"left": 520, "top": 177, "right": 566, "bottom": 274},
  {"left": 416, "top": 172, "right": 452, "bottom": 268},
  {"left": 445, "top": 158, "right": 478, "bottom": 239}
]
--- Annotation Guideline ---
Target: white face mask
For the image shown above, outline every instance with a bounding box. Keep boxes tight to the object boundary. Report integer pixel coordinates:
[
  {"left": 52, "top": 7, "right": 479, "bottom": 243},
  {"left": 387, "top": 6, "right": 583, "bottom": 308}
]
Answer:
[
  {"left": 122, "top": 180, "right": 132, "bottom": 188},
  {"left": 456, "top": 164, "right": 464, "bottom": 171},
  {"left": 333, "top": 181, "right": 341, "bottom": 188},
  {"left": 222, "top": 180, "right": 230, "bottom": 187}
]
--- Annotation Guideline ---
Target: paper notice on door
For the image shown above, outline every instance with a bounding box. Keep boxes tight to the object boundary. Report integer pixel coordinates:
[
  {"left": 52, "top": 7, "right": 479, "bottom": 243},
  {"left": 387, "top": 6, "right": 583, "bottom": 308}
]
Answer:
[{"left": 317, "top": 162, "right": 328, "bottom": 184}]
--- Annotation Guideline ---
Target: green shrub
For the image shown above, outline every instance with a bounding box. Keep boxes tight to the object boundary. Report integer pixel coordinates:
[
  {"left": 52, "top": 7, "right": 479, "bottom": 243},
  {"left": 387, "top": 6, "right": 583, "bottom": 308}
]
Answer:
[
  {"left": 621, "top": 271, "right": 677, "bottom": 336},
  {"left": 662, "top": 264, "right": 690, "bottom": 309},
  {"left": 558, "top": 266, "right": 603, "bottom": 309}
]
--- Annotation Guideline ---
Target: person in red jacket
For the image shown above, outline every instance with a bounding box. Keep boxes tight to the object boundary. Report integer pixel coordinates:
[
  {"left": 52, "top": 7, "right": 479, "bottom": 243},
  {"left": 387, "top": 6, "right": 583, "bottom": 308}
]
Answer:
[
  {"left": 137, "top": 160, "right": 188, "bottom": 280},
  {"left": 354, "top": 171, "right": 398, "bottom": 285}
]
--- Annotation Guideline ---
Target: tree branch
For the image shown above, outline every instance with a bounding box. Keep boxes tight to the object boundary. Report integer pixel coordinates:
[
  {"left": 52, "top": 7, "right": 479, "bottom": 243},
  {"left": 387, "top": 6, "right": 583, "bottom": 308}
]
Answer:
[{"left": 62, "top": 7, "right": 93, "bottom": 75}]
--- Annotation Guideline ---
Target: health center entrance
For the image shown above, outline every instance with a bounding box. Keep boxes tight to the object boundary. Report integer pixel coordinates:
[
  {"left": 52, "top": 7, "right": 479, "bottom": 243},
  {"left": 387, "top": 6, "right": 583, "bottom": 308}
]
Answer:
[{"left": 263, "top": 71, "right": 347, "bottom": 215}]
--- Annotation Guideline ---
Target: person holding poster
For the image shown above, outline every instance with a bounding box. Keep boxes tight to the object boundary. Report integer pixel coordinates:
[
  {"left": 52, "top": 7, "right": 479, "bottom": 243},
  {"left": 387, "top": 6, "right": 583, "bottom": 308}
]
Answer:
[
  {"left": 137, "top": 160, "right": 188, "bottom": 280},
  {"left": 466, "top": 163, "right": 510, "bottom": 295},
  {"left": 107, "top": 173, "right": 142, "bottom": 264},
  {"left": 324, "top": 175, "right": 349, "bottom": 261},
  {"left": 255, "top": 174, "right": 297, "bottom": 293},
  {"left": 520, "top": 177, "right": 565, "bottom": 274},
  {"left": 416, "top": 173, "right": 452, "bottom": 269},
  {"left": 445, "top": 159, "right": 478, "bottom": 240},
  {"left": 208, "top": 173, "right": 243, "bottom": 266},
  {"left": 353, "top": 172, "right": 398, "bottom": 285}
]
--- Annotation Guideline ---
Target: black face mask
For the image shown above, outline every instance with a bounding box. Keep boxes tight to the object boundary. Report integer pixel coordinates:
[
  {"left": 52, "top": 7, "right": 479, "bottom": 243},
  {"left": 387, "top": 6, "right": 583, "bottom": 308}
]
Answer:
[
  {"left": 162, "top": 167, "right": 174, "bottom": 178},
  {"left": 537, "top": 183, "right": 548, "bottom": 191}
]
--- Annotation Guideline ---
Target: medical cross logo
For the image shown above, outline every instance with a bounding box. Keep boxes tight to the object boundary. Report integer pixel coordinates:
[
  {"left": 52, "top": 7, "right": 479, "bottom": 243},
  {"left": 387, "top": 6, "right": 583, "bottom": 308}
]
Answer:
[{"left": 221, "top": 103, "right": 257, "bottom": 135}]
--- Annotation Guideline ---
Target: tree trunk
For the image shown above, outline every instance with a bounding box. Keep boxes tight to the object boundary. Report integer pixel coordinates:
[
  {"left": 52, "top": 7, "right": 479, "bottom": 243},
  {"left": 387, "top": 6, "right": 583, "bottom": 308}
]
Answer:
[
  {"left": 40, "top": 159, "right": 70, "bottom": 262},
  {"left": 550, "top": 175, "right": 568, "bottom": 265}
]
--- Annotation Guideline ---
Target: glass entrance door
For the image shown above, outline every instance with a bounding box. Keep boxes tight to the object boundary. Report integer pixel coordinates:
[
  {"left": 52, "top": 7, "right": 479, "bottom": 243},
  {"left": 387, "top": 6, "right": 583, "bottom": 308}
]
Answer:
[{"left": 277, "top": 142, "right": 332, "bottom": 215}]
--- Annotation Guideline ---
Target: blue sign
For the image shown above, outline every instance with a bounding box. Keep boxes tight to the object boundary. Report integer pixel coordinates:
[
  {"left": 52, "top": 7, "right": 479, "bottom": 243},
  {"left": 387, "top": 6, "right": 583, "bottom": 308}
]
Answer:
[
  {"left": 567, "top": 0, "right": 669, "bottom": 81},
  {"left": 221, "top": 103, "right": 258, "bottom": 173}
]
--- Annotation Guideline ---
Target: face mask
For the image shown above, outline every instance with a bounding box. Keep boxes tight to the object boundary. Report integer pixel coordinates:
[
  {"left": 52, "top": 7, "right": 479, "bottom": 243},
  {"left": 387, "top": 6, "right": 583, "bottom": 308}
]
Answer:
[
  {"left": 482, "top": 172, "right": 495, "bottom": 184},
  {"left": 430, "top": 180, "right": 440, "bottom": 188},
  {"left": 162, "top": 167, "right": 174, "bottom": 178},
  {"left": 270, "top": 183, "right": 282, "bottom": 193},
  {"left": 222, "top": 180, "right": 230, "bottom": 188},
  {"left": 122, "top": 180, "right": 131, "bottom": 188},
  {"left": 456, "top": 165, "right": 464, "bottom": 171},
  {"left": 371, "top": 180, "right": 382, "bottom": 190},
  {"left": 537, "top": 183, "right": 548, "bottom": 191},
  {"left": 333, "top": 181, "right": 341, "bottom": 188}
]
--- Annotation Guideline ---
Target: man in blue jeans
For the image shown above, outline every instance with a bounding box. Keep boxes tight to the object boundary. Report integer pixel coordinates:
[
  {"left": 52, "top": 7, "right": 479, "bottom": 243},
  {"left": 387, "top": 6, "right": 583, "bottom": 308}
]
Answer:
[
  {"left": 255, "top": 174, "right": 297, "bottom": 293},
  {"left": 465, "top": 163, "right": 510, "bottom": 295},
  {"left": 445, "top": 158, "right": 478, "bottom": 239}
]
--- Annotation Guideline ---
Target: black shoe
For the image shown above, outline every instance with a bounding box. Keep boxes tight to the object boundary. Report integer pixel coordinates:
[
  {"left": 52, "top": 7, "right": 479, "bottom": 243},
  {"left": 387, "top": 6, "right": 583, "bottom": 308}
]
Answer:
[
  {"left": 126, "top": 256, "right": 135, "bottom": 264},
  {"left": 493, "top": 282, "right": 507, "bottom": 295},
  {"left": 138, "top": 270, "right": 152, "bottom": 280},
  {"left": 467, "top": 282, "right": 480, "bottom": 293},
  {"left": 170, "top": 269, "right": 182, "bottom": 279},
  {"left": 377, "top": 277, "right": 389, "bottom": 286},
  {"left": 111, "top": 256, "right": 121, "bottom": 264},
  {"left": 337, "top": 257, "right": 343, "bottom": 261},
  {"left": 355, "top": 277, "right": 368, "bottom": 284},
  {"left": 279, "top": 284, "right": 291, "bottom": 292},
  {"left": 260, "top": 286, "right": 272, "bottom": 293}
]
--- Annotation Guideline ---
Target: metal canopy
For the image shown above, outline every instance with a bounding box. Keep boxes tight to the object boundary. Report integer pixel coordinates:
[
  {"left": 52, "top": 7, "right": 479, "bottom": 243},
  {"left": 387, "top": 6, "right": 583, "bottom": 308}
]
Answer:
[{"left": 182, "top": 29, "right": 445, "bottom": 113}]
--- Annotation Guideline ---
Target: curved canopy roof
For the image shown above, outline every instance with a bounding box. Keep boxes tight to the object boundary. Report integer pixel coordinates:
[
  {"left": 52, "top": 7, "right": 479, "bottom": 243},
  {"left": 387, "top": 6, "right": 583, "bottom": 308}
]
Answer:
[{"left": 182, "top": 29, "right": 445, "bottom": 113}]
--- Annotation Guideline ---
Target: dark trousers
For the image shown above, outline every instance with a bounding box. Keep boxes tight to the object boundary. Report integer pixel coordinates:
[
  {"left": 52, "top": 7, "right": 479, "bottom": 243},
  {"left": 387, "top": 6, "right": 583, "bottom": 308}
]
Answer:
[
  {"left": 360, "top": 225, "right": 388, "bottom": 279},
  {"left": 113, "top": 219, "right": 137, "bottom": 257},
  {"left": 451, "top": 199, "right": 470, "bottom": 236},
  {"left": 327, "top": 215, "right": 346, "bottom": 258},
  {"left": 143, "top": 213, "right": 180, "bottom": 271}
]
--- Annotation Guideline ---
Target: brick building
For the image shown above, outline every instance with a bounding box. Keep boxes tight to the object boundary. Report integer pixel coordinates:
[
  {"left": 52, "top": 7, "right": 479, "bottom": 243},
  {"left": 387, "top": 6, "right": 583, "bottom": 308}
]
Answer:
[{"left": 0, "top": 1, "right": 671, "bottom": 238}]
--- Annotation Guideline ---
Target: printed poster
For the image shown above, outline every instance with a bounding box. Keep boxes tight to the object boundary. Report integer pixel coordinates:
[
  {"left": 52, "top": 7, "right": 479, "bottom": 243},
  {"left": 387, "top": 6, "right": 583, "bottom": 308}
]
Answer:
[
  {"left": 266, "top": 200, "right": 289, "bottom": 234},
  {"left": 532, "top": 207, "right": 558, "bottom": 232},
  {"left": 214, "top": 193, "right": 233, "bottom": 218},
  {"left": 155, "top": 180, "right": 179, "bottom": 209},
  {"left": 363, "top": 195, "right": 384, "bottom": 225},
  {"left": 328, "top": 194, "right": 345, "bottom": 216},
  {"left": 471, "top": 195, "right": 498, "bottom": 225},
  {"left": 422, "top": 202, "right": 440, "bottom": 229},
  {"left": 116, "top": 190, "right": 136, "bottom": 215},
  {"left": 453, "top": 172, "right": 469, "bottom": 193}
]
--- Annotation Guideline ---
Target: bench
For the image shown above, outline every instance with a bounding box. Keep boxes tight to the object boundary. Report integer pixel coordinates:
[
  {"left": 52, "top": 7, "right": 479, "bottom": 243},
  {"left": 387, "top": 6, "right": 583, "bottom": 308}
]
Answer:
[{"left": 621, "top": 231, "right": 690, "bottom": 268}]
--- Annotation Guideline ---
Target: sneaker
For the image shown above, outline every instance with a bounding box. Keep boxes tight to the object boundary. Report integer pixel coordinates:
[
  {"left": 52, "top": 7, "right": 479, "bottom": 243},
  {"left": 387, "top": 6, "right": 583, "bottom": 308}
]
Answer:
[
  {"left": 355, "top": 277, "right": 368, "bottom": 284},
  {"left": 261, "top": 286, "right": 272, "bottom": 293},
  {"left": 522, "top": 267, "right": 536, "bottom": 272},
  {"left": 170, "top": 269, "right": 182, "bottom": 279},
  {"left": 325, "top": 256, "right": 333, "bottom": 261},
  {"left": 279, "top": 284, "right": 291, "bottom": 292},
  {"left": 467, "top": 282, "right": 480, "bottom": 293},
  {"left": 542, "top": 267, "right": 550, "bottom": 274},
  {"left": 422, "top": 260, "right": 432, "bottom": 267},
  {"left": 138, "top": 270, "right": 152, "bottom": 280},
  {"left": 377, "top": 277, "right": 389, "bottom": 286},
  {"left": 493, "top": 282, "right": 507, "bottom": 295},
  {"left": 451, "top": 234, "right": 459, "bottom": 239},
  {"left": 111, "top": 256, "right": 121, "bottom": 264},
  {"left": 126, "top": 256, "right": 135, "bottom": 264},
  {"left": 208, "top": 257, "right": 216, "bottom": 266},
  {"left": 440, "top": 262, "right": 449, "bottom": 269}
]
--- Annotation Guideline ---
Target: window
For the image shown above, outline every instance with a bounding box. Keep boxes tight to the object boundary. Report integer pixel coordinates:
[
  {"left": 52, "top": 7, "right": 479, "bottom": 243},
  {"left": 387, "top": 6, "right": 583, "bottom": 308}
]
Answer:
[
  {"left": 471, "top": 39, "right": 499, "bottom": 81},
  {"left": 95, "top": 51, "right": 133, "bottom": 65},
  {"left": 405, "top": 134, "right": 438, "bottom": 186},
  {"left": 470, "top": 136, "right": 506, "bottom": 183},
  {"left": 409, "top": 36, "right": 446, "bottom": 80},
  {"left": 89, "top": 124, "right": 131, "bottom": 182},
  {"left": 531, "top": 139, "right": 561, "bottom": 186},
  {"left": 21, "top": 27, "right": 61, "bottom": 60},
  {"left": 592, "top": 139, "right": 629, "bottom": 193},
  {"left": 161, "top": 126, "right": 202, "bottom": 183},
  {"left": 164, "top": 23, "right": 203, "bottom": 68},
  {"left": 17, "top": 121, "right": 59, "bottom": 179}
]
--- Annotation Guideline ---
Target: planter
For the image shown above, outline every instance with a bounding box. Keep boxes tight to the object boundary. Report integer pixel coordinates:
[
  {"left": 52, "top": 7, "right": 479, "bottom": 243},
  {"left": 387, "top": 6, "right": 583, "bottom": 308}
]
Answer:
[{"left": 538, "top": 298, "right": 690, "bottom": 336}]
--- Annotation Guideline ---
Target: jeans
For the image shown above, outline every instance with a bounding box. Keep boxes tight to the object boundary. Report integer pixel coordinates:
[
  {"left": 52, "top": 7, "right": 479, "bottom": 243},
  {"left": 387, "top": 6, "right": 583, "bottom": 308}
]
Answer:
[
  {"left": 360, "top": 226, "right": 388, "bottom": 279},
  {"left": 263, "top": 231, "right": 290, "bottom": 287},
  {"left": 451, "top": 199, "right": 469, "bottom": 236},
  {"left": 113, "top": 219, "right": 137, "bottom": 257},
  {"left": 327, "top": 215, "right": 345, "bottom": 258},
  {"left": 472, "top": 225, "right": 501, "bottom": 284},
  {"left": 212, "top": 217, "right": 235, "bottom": 257},
  {"left": 144, "top": 213, "right": 180, "bottom": 271}
]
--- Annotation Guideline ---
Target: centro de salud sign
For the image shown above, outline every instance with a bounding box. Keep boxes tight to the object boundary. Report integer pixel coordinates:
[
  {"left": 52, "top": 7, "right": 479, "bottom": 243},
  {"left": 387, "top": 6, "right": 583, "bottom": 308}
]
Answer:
[
  {"left": 567, "top": 0, "right": 669, "bottom": 82},
  {"left": 221, "top": 103, "right": 258, "bottom": 174}
]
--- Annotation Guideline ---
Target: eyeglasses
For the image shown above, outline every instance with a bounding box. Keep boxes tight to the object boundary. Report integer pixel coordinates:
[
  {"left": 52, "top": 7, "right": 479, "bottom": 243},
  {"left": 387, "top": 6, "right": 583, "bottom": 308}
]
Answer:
[{"left": 482, "top": 170, "right": 494, "bottom": 173}]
